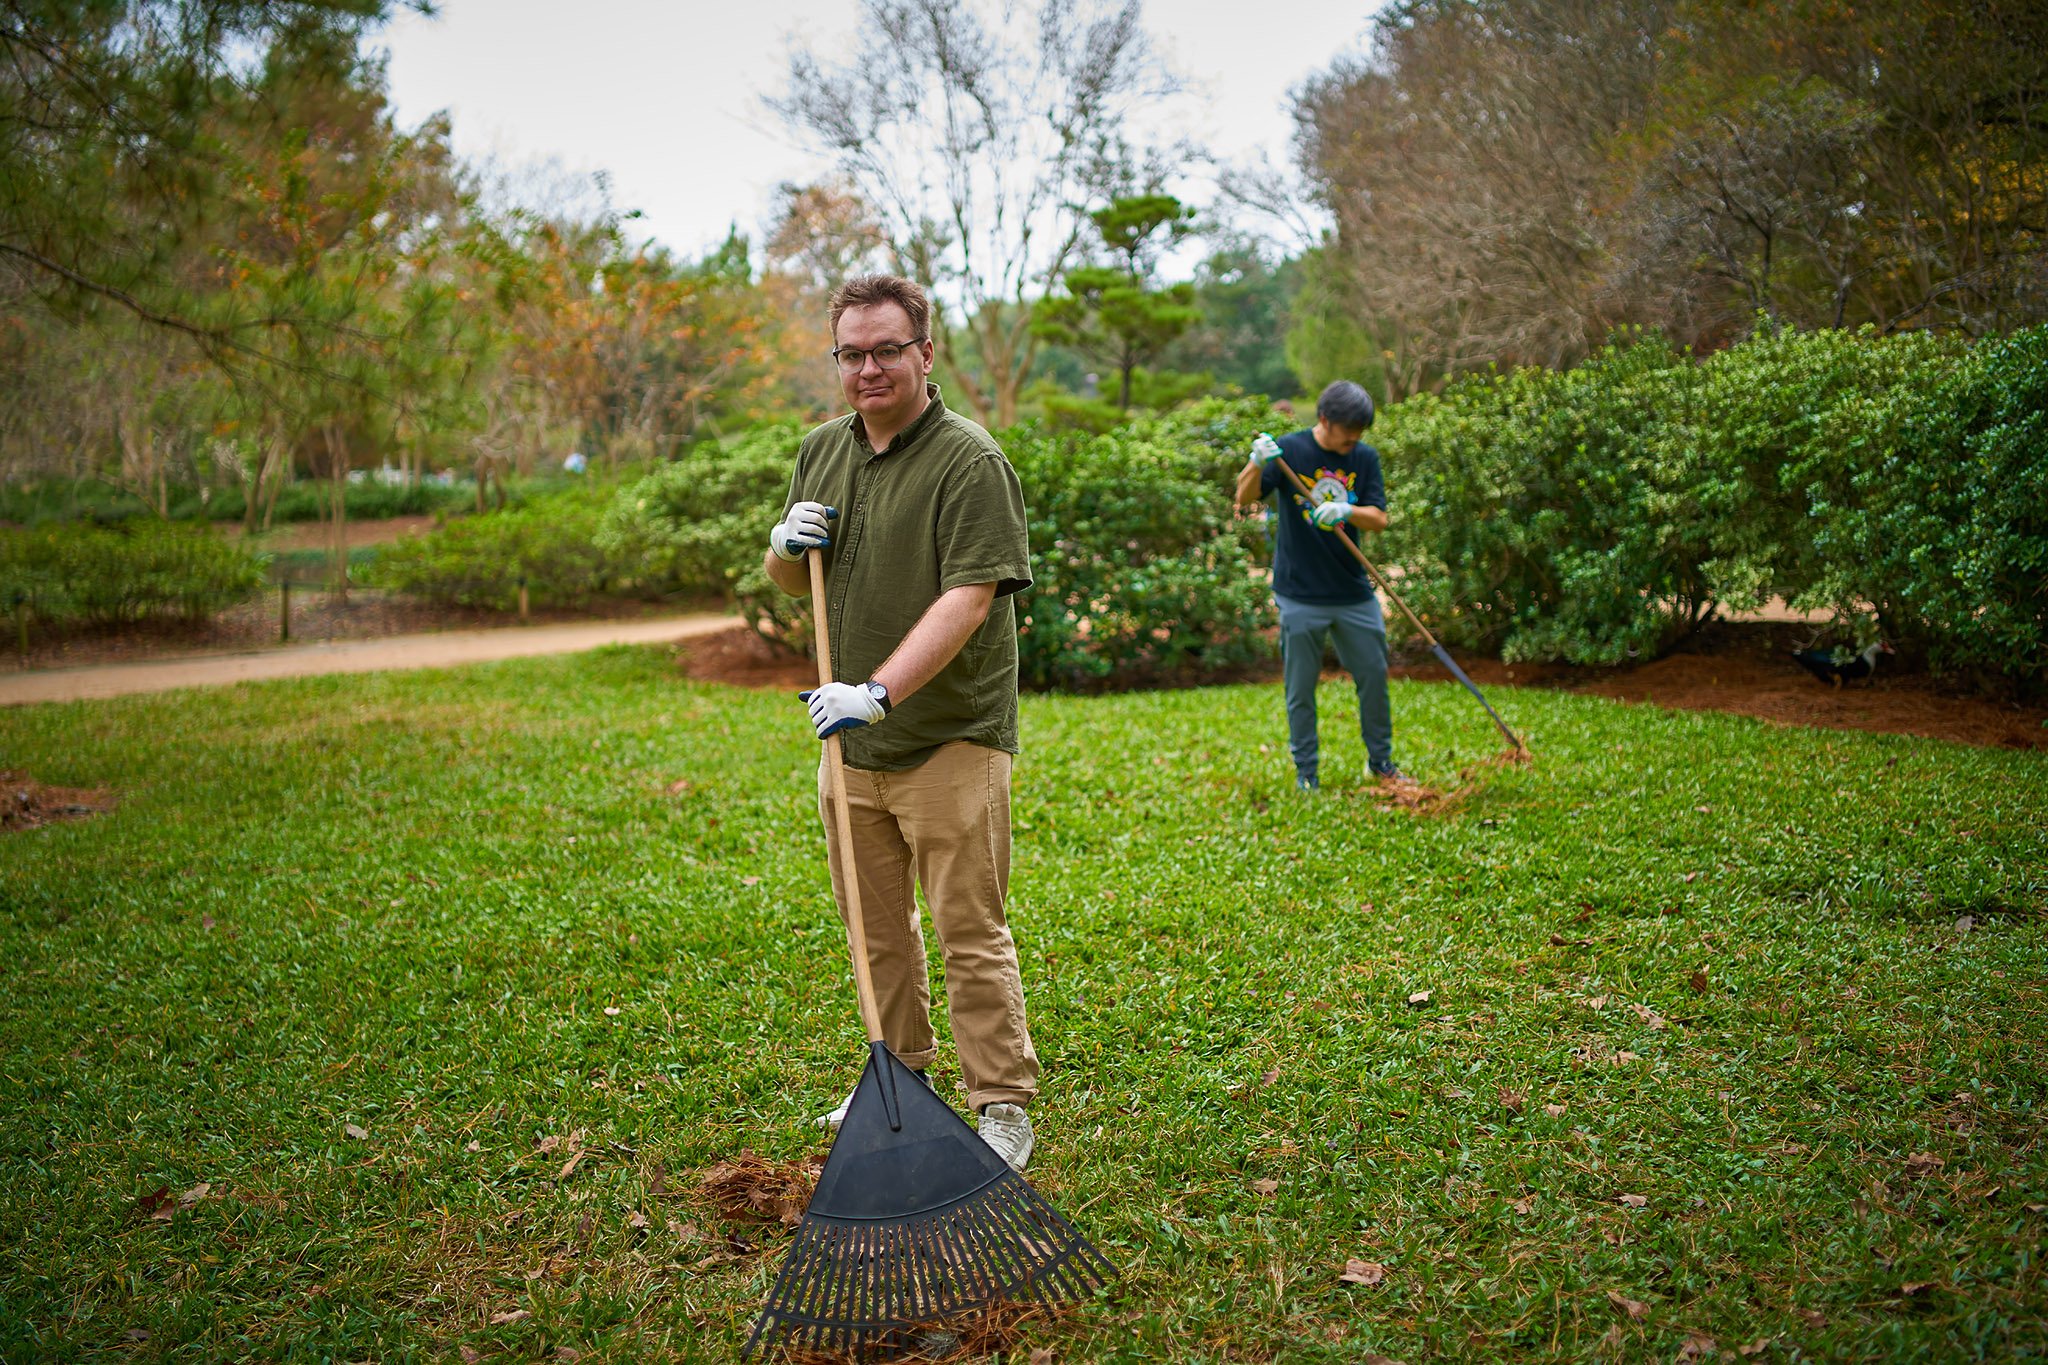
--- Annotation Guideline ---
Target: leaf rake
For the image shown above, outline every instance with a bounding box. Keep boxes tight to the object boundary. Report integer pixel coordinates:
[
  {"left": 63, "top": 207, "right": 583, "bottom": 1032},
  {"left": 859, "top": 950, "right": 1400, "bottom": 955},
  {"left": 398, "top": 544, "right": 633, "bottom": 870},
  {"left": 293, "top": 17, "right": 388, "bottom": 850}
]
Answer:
[{"left": 744, "top": 550, "right": 1114, "bottom": 1360}]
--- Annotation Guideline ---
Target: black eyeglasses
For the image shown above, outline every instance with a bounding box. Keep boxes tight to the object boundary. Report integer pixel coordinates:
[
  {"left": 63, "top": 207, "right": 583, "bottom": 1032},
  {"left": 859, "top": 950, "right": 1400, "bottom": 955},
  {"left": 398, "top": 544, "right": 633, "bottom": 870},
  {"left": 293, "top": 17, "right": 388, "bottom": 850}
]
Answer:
[{"left": 831, "top": 338, "right": 927, "bottom": 373}]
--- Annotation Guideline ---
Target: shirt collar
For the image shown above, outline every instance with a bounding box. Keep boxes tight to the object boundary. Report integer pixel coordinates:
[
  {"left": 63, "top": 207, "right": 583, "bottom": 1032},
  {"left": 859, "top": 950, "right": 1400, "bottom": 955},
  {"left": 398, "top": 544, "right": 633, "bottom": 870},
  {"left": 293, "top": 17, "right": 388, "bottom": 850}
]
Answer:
[{"left": 853, "top": 383, "right": 946, "bottom": 456}]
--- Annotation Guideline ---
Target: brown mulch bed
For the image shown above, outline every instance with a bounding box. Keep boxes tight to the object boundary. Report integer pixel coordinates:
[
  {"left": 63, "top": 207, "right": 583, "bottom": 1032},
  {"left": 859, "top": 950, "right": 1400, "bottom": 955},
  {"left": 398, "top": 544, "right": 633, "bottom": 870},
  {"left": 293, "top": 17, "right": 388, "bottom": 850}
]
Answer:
[
  {"left": 2, "top": 771, "right": 117, "bottom": 831},
  {"left": 1389, "top": 620, "right": 2047, "bottom": 751}
]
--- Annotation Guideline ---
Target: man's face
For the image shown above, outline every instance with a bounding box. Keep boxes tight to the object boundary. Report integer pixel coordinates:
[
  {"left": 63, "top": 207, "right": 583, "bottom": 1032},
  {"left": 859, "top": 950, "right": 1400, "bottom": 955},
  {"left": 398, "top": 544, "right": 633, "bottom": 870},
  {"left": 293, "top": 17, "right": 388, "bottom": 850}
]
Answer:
[
  {"left": 1313, "top": 419, "right": 1366, "bottom": 456},
  {"left": 835, "top": 301, "right": 933, "bottom": 430}
]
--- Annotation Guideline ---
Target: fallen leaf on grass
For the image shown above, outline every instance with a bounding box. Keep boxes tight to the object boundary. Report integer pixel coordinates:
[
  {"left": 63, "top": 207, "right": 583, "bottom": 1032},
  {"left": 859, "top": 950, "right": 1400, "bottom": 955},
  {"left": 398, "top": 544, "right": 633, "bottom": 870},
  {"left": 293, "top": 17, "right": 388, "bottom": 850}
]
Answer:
[
  {"left": 465, "top": 1140, "right": 481, "bottom": 1153},
  {"left": 1543, "top": 1103, "right": 1568, "bottom": 1118},
  {"left": 125, "top": 1328, "right": 149, "bottom": 1342},
  {"left": 1338, "top": 1259, "right": 1386, "bottom": 1286},
  {"left": 344, "top": 1123, "right": 369, "bottom": 1141},
  {"left": 1030, "top": 1349, "right": 1055, "bottom": 1365},
  {"left": 558, "top": 1151, "right": 587, "bottom": 1180},
  {"left": 1261, "top": 1067, "right": 1281, "bottom": 1087},
  {"left": 1605, "top": 1290, "right": 1649, "bottom": 1320},
  {"left": 1510, "top": 1195, "right": 1535, "bottom": 1215},
  {"left": 1586, "top": 995, "right": 1609, "bottom": 1010},
  {"left": 1498, "top": 1087, "right": 1525, "bottom": 1113},
  {"left": 627, "top": 1211, "right": 649, "bottom": 1230},
  {"left": 178, "top": 1183, "right": 210, "bottom": 1207},
  {"left": 1676, "top": 1335, "right": 1717, "bottom": 1362},
  {"left": 556, "top": 1349, "right": 583, "bottom": 1363},
  {"left": 1629, "top": 1003, "right": 1668, "bottom": 1030},
  {"left": 1903, "top": 1152, "right": 1945, "bottom": 1176},
  {"left": 602, "top": 1005, "right": 621, "bottom": 1017},
  {"left": 1739, "top": 1340, "right": 1772, "bottom": 1358},
  {"left": 134, "top": 1186, "right": 174, "bottom": 1222},
  {"left": 1617, "top": 1193, "right": 1648, "bottom": 1208},
  {"left": 1689, "top": 969, "right": 1710, "bottom": 994},
  {"left": 700, "top": 1151, "right": 826, "bottom": 1228},
  {"left": 667, "top": 1219, "right": 701, "bottom": 1240},
  {"left": 1898, "top": 1281, "right": 1935, "bottom": 1297},
  {"left": 740, "top": 876, "right": 761, "bottom": 887},
  {"left": 1406, "top": 990, "right": 1432, "bottom": 1007},
  {"left": 459, "top": 1348, "right": 480, "bottom": 1364},
  {"left": 1251, "top": 1178, "right": 1279, "bottom": 1197},
  {"left": 1955, "top": 915, "right": 1975, "bottom": 932},
  {"left": 487, "top": 1309, "right": 529, "bottom": 1326},
  {"left": 1798, "top": 1309, "right": 1826, "bottom": 1328}
]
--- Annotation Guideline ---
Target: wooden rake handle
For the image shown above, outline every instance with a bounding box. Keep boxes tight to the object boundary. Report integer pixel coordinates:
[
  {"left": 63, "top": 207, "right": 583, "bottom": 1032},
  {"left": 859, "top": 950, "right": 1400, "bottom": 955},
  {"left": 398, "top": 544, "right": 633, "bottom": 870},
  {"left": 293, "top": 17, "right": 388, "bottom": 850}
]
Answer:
[
  {"left": 1270, "top": 454, "right": 1439, "bottom": 648},
  {"left": 808, "top": 549, "right": 886, "bottom": 1047}
]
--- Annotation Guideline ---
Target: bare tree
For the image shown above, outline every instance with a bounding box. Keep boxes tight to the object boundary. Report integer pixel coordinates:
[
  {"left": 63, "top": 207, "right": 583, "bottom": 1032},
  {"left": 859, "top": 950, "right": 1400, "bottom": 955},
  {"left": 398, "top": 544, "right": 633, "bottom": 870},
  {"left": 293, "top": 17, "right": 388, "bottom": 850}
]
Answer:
[{"left": 769, "top": 0, "right": 1175, "bottom": 426}]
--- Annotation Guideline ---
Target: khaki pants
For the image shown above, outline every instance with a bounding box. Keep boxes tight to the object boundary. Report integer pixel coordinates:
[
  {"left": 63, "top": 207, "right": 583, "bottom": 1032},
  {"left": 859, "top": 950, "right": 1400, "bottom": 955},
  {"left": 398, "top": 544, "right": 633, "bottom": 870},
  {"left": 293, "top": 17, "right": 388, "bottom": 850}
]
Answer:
[{"left": 817, "top": 741, "right": 1039, "bottom": 1110}]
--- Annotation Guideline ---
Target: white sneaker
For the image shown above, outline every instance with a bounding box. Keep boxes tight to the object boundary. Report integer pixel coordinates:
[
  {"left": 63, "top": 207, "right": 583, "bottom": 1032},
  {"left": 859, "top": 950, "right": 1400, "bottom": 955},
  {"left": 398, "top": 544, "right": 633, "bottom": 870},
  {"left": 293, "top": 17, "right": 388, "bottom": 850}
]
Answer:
[
  {"left": 815, "top": 1069, "right": 929, "bottom": 1130},
  {"left": 977, "top": 1103, "right": 1034, "bottom": 1172}
]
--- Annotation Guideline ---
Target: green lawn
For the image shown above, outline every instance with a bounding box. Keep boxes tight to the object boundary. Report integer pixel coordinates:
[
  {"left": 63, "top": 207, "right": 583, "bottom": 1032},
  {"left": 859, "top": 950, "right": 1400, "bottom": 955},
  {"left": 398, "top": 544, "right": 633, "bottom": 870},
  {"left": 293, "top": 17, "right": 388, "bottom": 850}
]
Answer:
[{"left": 2, "top": 647, "right": 2043, "bottom": 1362}]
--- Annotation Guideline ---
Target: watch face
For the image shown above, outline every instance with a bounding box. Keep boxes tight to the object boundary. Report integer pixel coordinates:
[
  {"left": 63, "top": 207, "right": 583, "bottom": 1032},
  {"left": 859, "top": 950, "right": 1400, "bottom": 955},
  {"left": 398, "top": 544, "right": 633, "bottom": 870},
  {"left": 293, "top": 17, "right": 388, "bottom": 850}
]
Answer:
[{"left": 866, "top": 682, "right": 890, "bottom": 710}]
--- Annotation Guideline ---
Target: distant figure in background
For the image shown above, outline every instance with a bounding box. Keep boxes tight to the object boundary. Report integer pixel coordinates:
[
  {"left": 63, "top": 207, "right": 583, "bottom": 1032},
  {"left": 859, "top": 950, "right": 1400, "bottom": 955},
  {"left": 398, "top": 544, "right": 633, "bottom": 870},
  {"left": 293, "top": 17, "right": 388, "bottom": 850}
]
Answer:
[
  {"left": 563, "top": 451, "right": 588, "bottom": 475},
  {"left": 1233, "top": 380, "right": 1402, "bottom": 792}
]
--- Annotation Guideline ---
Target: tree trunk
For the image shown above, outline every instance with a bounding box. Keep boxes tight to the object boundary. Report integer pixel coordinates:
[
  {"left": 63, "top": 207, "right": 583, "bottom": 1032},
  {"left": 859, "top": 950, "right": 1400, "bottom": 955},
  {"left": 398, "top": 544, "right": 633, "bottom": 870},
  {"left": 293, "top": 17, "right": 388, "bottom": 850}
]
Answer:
[{"left": 323, "top": 423, "right": 349, "bottom": 605}]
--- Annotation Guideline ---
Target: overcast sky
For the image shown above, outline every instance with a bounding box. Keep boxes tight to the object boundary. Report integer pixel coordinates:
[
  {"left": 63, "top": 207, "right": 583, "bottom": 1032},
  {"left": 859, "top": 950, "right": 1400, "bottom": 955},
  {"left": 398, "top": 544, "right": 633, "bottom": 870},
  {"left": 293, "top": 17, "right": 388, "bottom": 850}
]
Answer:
[{"left": 375, "top": 1, "right": 1380, "bottom": 261}]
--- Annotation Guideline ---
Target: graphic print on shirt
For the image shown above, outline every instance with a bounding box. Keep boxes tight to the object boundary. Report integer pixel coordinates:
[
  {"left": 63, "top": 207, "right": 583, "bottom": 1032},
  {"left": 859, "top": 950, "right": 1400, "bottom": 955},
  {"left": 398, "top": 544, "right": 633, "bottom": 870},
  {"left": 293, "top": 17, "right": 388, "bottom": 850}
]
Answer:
[{"left": 1297, "top": 467, "right": 1358, "bottom": 525}]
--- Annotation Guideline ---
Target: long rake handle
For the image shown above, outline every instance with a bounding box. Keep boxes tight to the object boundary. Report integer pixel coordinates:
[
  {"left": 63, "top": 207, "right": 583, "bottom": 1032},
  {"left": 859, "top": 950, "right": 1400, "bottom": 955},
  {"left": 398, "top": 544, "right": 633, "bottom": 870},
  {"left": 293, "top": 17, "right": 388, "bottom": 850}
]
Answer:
[
  {"left": 809, "top": 549, "right": 887, "bottom": 1047},
  {"left": 1271, "top": 455, "right": 1524, "bottom": 752}
]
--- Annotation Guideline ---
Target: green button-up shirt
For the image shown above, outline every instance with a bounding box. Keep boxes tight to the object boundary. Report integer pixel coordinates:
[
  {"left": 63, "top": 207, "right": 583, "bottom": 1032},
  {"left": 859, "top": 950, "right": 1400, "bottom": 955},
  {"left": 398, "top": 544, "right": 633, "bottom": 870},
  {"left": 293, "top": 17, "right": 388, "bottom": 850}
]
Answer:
[{"left": 783, "top": 385, "right": 1032, "bottom": 771}]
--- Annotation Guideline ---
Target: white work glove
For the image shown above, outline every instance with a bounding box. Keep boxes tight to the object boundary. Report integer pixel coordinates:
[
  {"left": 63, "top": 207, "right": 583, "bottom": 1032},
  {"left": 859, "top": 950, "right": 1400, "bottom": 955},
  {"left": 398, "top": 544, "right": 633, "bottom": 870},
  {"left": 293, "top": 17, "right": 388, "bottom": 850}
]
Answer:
[
  {"left": 1311, "top": 498, "right": 1354, "bottom": 529},
  {"left": 770, "top": 501, "right": 836, "bottom": 562},
  {"left": 801, "top": 681, "right": 886, "bottom": 739},
  {"left": 1249, "top": 433, "right": 1283, "bottom": 467}
]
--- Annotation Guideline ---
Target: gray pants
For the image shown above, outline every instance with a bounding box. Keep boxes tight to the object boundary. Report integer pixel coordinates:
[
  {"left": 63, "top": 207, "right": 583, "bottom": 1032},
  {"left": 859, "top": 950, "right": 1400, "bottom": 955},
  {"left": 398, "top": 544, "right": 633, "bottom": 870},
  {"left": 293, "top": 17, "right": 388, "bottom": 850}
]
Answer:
[{"left": 1275, "top": 592, "right": 1394, "bottom": 781}]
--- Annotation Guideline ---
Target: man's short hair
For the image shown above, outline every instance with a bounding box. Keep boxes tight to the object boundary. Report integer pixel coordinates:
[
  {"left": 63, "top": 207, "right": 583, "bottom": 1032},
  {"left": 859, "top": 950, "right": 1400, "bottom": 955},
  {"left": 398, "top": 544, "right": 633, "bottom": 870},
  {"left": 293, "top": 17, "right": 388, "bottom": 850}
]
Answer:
[
  {"left": 828, "top": 274, "right": 932, "bottom": 341},
  {"left": 1317, "top": 380, "right": 1375, "bottom": 431}
]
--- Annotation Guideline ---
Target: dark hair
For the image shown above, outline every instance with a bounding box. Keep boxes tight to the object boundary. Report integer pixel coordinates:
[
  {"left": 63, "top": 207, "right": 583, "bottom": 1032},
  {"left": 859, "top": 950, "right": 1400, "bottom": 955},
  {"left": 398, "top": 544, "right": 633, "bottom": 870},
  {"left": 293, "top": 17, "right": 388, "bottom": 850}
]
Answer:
[
  {"left": 828, "top": 274, "right": 932, "bottom": 341},
  {"left": 1317, "top": 379, "right": 1375, "bottom": 431}
]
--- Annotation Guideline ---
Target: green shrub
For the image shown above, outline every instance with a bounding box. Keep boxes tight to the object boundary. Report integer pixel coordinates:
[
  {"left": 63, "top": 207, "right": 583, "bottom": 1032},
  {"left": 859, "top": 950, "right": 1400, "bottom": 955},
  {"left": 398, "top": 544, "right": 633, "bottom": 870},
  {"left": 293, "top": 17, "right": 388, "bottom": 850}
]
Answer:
[
  {"left": 597, "top": 425, "right": 808, "bottom": 647},
  {"left": 364, "top": 487, "right": 615, "bottom": 610},
  {"left": 0, "top": 521, "right": 265, "bottom": 626},
  {"left": 1379, "top": 335, "right": 1701, "bottom": 665},
  {"left": 1008, "top": 397, "right": 1282, "bottom": 689},
  {"left": 1670, "top": 324, "right": 1966, "bottom": 615},
  {"left": 255, "top": 479, "right": 481, "bottom": 525},
  {"left": 1376, "top": 324, "right": 2041, "bottom": 687},
  {"left": 1802, "top": 325, "right": 2047, "bottom": 688}
]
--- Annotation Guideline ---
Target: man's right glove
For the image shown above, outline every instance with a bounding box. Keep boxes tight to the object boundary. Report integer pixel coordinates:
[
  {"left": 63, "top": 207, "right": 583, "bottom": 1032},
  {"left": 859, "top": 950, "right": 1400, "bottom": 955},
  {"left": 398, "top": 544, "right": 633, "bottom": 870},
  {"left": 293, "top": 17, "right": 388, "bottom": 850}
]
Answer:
[
  {"left": 1249, "top": 433, "right": 1283, "bottom": 468},
  {"left": 770, "top": 501, "right": 837, "bottom": 561}
]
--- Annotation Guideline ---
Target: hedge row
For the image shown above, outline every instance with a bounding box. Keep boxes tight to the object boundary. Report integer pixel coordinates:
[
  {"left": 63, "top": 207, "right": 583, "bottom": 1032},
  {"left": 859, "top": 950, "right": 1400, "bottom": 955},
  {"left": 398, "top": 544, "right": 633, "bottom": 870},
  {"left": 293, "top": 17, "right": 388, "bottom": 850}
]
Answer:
[
  {"left": 363, "top": 400, "right": 1281, "bottom": 689},
  {"left": 0, "top": 521, "right": 266, "bottom": 627},
  {"left": 1379, "top": 324, "right": 2047, "bottom": 688},
  {"left": 365, "top": 482, "right": 618, "bottom": 611},
  {"left": 598, "top": 398, "right": 1282, "bottom": 690}
]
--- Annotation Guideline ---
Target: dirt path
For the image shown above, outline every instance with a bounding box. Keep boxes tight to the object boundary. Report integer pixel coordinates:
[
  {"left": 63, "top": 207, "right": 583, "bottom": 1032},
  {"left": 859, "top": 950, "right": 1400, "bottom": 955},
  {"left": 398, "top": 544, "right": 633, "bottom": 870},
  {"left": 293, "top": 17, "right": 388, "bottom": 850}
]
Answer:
[{"left": 0, "top": 614, "right": 735, "bottom": 706}]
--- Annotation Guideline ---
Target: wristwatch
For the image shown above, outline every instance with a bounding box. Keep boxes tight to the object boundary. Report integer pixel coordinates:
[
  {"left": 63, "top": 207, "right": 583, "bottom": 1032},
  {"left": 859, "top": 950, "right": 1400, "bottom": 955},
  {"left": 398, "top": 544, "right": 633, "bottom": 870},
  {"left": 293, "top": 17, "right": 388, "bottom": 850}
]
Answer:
[{"left": 864, "top": 680, "right": 892, "bottom": 715}]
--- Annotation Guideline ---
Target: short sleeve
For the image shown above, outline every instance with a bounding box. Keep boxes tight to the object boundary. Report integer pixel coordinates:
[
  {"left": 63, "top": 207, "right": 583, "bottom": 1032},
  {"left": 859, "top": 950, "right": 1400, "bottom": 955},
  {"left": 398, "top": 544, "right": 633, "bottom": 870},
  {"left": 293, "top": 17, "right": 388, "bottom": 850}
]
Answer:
[
  {"left": 1355, "top": 445, "right": 1386, "bottom": 510},
  {"left": 935, "top": 451, "right": 1033, "bottom": 598}
]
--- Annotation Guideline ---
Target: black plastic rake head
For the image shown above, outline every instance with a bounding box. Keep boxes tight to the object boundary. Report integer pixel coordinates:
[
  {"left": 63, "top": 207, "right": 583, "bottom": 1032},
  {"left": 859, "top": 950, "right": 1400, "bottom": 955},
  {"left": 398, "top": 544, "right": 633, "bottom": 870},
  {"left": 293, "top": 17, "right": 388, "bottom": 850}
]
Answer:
[{"left": 744, "top": 1043, "right": 1114, "bottom": 1361}]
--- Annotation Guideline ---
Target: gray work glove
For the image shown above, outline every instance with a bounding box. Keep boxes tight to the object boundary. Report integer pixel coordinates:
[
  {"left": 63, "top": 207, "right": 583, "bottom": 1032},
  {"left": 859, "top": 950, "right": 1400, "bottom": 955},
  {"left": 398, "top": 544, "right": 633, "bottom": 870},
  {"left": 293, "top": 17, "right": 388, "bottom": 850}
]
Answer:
[{"left": 771, "top": 501, "right": 836, "bottom": 562}]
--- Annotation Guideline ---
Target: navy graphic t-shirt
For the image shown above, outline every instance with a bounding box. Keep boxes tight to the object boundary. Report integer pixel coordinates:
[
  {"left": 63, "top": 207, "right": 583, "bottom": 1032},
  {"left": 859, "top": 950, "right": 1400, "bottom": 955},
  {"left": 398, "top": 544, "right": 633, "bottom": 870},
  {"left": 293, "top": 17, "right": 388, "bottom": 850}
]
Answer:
[{"left": 1258, "top": 428, "right": 1387, "bottom": 605}]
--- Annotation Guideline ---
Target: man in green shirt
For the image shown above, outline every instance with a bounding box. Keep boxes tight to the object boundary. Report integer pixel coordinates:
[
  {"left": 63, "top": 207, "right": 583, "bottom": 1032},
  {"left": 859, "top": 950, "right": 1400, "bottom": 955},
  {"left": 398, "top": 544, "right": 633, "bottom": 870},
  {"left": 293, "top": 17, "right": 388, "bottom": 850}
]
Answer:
[{"left": 762, "top": 274, "right": 1040, "bottom": 1172}]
